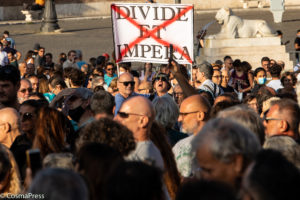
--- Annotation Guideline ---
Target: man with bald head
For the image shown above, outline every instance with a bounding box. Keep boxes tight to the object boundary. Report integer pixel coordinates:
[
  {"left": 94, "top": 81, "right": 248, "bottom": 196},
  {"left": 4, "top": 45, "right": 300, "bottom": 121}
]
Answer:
[
  {"left": 172, "top": 94, "right": 211, "bottom": 177},
  {"left": 0, "top": 107, "right": 21, "bottom": 148},
  {"left": 114, "top": 72, "right": 136, "bottom": 116},
  {"left": 114, "top": 96, "right": 164, "bottom": 170}
]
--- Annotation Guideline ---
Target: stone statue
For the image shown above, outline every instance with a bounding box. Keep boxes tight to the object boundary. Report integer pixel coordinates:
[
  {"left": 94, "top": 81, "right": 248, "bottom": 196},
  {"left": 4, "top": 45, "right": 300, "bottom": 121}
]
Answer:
[{"left": 207, "top": 7, "right": 276, "bottom": 39}]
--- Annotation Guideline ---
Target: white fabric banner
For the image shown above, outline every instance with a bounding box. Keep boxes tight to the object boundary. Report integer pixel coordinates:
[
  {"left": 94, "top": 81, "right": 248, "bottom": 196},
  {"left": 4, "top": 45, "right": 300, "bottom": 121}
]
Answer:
[{"left": 111, "top": 3, "right": 194, "bottom": 64}]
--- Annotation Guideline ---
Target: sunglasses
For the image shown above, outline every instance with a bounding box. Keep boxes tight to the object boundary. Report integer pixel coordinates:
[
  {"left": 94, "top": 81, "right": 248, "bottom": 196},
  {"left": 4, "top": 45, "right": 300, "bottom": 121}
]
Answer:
[
  {"left": 21, "top": 112, "right": 33, "bottom": 122},
  {"left": 20, "top": 88, "right": 33, "bottom": 93},
  {"left": 155, "top": 77, "right": 168, "bottom": 82},
  {"left": 106, "top": 68, "right": 114, "bottom": 71},
  {"left": 117, "top": 111, "right": 145, "bottom": 118},
  {"left": 119, "top": 81, "right": 135, "bottom": 87}
]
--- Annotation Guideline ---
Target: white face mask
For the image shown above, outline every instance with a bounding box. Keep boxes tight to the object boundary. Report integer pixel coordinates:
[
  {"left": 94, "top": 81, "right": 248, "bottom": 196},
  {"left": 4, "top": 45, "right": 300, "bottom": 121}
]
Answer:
[{"left": 46, "top": 74, "right": 50, "bottom": 80}]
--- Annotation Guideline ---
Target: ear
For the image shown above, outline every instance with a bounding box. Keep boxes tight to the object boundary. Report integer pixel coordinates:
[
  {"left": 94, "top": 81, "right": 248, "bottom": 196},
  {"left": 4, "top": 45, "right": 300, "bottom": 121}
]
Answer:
[
  {"left": 197, "top": 111, "right": 205, "bottom": 121},
  {"left": 280, "top": 120, "right": 289, "bottom": 133},
  {"left": 138, "top": 116, "right": 149, "bottom": 128},
  {"left": 233, "top": 154, "right": 244, "bottom": 175},
  {"left": 3, "top": 122, "right": 10, "bottom": 134}
]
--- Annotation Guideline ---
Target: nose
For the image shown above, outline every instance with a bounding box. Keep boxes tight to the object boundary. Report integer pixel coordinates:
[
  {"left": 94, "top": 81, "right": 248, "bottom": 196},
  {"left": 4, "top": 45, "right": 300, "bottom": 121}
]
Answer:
[
  {"left": 113, "top": 114, "right": 120, "bottom": 122},
  {"left": 178, "top": 115, "right": 182, "bottom": 122}
]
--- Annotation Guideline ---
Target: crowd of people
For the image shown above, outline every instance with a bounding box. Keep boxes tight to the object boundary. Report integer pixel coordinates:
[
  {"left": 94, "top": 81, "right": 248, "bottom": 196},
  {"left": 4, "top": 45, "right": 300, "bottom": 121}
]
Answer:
[{"left": 0, "top": 29, "right": 300, "bottom": 200}]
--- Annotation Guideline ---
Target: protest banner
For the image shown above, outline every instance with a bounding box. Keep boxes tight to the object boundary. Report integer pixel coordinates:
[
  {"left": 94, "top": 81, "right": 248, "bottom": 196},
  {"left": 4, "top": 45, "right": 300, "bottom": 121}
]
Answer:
[{"left": 111, "top": 3, "right": 194, "bottom": 64}]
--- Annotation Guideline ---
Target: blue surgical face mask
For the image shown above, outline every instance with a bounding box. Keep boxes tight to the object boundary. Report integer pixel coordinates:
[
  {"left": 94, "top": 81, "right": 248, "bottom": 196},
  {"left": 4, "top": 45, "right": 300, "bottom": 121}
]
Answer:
[{"left": 258, "top": 77, "right": 267, "bottom": 85}]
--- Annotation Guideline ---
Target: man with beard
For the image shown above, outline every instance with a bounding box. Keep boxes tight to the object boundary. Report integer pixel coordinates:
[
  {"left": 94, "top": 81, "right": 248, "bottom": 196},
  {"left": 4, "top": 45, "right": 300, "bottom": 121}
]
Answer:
[
  {"left": 0, "top": 65, "right": 20, "bottom": 109},
  {"left": 172, "top": 94, "right": 211, "bottom": 177},
  {"left": 17, "top": 79, "right": 32, "bottom": 104}
]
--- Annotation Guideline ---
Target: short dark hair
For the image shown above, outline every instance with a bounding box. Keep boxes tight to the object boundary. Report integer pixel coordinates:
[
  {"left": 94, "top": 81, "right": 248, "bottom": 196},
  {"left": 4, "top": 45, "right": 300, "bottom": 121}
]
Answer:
[
  {"left": 45, "top": 53, "right": 53, "bottom": 59},
  {"left": 67, "top": 50, "right": 76, "bottom": 57},
  {"left": 105, "top": 62, "right": 115, "bottom": 69},
  {"left": 272, "top": 99, "right": 300, "bottom": 136},
  {"left": 77, "top": 118, "right": 136, "bottom": 156},
  {"left": 90, "top": 91, "right": 115, "bottom": 116},
  {"left": 261, "top": 56, "right": 270, "bottom": 63},
  {"left": 254, "top": 67, "right": 266, "bottom": 77},
  {"left": 69, "top": 68, "right": 85, "bottom": 87},
  {"left": 223, "top": 55, "right": 232, "bottom": 61},
  {"left": 3, "top": 30, "right": 9, "bottom": 35},
  {"left": 269, "top": 64, "right": 282, "bottom": 77},
  {"left": 0, "top": 65, "right": 20, "bottom": 85}
]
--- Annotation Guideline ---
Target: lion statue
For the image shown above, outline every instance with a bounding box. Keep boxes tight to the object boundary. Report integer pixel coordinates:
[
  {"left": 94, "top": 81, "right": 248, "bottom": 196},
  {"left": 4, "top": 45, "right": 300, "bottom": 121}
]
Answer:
[{"left": 207, "top": 7, "right": 275, "bottom": 39}]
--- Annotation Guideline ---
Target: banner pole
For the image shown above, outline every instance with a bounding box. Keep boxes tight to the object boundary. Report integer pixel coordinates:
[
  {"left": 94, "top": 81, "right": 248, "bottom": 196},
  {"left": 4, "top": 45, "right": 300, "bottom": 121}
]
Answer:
[{"left": 117, "top": 63, "right": 120, "bottom": 77}]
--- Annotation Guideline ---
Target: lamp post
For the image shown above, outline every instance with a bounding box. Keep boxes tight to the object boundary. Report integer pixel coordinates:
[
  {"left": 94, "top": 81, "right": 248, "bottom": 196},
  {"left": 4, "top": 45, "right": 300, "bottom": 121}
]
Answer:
[{"left": 40, "top": 0, "right": 60, "bottom": 32}]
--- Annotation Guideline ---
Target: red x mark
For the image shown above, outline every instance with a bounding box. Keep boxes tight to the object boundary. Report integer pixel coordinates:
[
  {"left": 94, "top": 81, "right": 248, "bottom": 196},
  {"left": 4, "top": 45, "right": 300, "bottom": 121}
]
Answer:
[{"left": 111, "top": 4, "right": 193, "bottom": 64}]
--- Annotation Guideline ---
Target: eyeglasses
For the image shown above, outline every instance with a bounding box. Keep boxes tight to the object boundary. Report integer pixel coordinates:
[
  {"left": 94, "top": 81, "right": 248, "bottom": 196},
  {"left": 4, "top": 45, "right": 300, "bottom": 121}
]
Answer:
[
  {"left": 119, "top": 81, "right": 135, "bottom": 87},
  {"left": 155, "top": 77, "right": 168, "bottom": 82},
  {"left": 179, "top": 111, "right": 199, "bottom": 117},
  {"left": 117, "top": 111, "right": 145, "bottom": 118},
  {"left": 174, "top": 92, "right": 184, "bottom": 96},
  {"left": 21, "top": 112, "right": 33, "bottom": 122},
  {"left": 20, "top": 88, "right": 32, "bottom": 93},
  {"left": 263, "top": 116, "right": 282, "bottom": 123}
]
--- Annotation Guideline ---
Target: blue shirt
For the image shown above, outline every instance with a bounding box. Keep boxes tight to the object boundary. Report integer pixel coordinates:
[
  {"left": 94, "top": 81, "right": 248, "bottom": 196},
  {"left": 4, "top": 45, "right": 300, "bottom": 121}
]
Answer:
[
  {"left": 104, "top": 73, "right": 117, "bottom": 86},
  {"left": 114, "top": 92, "right": 150, "bottom": 116}
]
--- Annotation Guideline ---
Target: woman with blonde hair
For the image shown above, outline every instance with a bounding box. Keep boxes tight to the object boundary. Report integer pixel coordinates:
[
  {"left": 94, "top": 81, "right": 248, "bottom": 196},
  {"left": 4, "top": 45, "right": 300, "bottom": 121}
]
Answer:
[
  {"left": 0, "top": 144, "right": 22, "bottom": 195},
  {"left": 32, "top": 107, "right": 67, "bottom": 158}
]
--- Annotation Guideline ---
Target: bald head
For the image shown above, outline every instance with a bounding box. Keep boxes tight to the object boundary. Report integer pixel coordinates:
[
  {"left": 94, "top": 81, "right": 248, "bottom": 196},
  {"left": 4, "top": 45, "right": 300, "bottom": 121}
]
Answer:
[
  {"left": 0, "top": 107, "right": 20, "bottom": 126},
  {"left": 179, "top": 94, "right": 211, "bottom": 135},
  {"left": 180, "top": 94, "right": 211, "bottom": 118},
  {"left": 117, "top": 72, "right": 134, "bottom": 98},
  {"left": 122, "top": 96, "right": 155, "bottom": 121},
  {"left": 114, "top": 96, "right": 155, "bottom": 139},
  {"left": 0, "top": 107, "right": 20, "bottom": 147},
  {"left": 118, "top": 72, "right": 133, "bottom": 82}
]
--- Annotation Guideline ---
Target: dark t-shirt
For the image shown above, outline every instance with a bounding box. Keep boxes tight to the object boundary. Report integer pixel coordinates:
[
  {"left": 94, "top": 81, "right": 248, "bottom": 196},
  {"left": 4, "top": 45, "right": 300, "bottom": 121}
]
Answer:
[
  {"left": 3, "top": 47, "right": 17, "bottom": 55},
  {"left": 221, "top": 85, "right": 235, "bottom": 93},
  {"left": 294, "top": 37, "right": 300, "bottom": 51}
]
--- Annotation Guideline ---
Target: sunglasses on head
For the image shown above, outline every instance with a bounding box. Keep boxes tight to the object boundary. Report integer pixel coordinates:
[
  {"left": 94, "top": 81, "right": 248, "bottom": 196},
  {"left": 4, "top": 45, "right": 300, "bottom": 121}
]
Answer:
[
  {"left": 22, "top": 112, "right": 33, "bottom": 122},
  {"left": 120, "top": 81, "right": 135, "bottom": 87},
  {"left": 20, "top": 88, "right": 32, "bottom": 93},
  {"left": 155, "top": 77, "right": 167, "bottom": 82}
]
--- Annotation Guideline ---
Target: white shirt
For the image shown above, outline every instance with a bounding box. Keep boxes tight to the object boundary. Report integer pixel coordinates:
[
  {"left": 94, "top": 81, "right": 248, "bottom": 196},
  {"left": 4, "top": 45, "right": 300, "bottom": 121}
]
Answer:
[
  {"left": 267, "top": 79, "right": 284, "bottom": 91},
  {"left": 172, "top": 135, "right": 196, "bottom": 177},
  {"left": 126, "top": 140, "right": 164, "bottom": 170},
  {"left": 0, "top": 51, "right": 8, "bottom": 66},
  {"left": 198, "top": 79, "right": 223, "bottom": 98}
]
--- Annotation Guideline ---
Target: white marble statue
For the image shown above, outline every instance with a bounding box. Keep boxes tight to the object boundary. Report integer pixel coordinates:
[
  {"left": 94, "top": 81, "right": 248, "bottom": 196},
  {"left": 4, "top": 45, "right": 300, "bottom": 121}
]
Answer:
[{"left": 207, "top": 7, "right": 276, "bottom": 39}]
